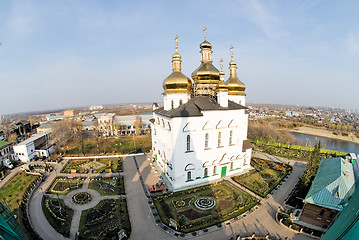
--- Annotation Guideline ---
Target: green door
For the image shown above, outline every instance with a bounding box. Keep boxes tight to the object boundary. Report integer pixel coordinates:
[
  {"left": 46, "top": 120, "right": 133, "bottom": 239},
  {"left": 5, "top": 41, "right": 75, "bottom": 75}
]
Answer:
[{"left": 221, "top": 166, "right": 227, "bottom": 177}]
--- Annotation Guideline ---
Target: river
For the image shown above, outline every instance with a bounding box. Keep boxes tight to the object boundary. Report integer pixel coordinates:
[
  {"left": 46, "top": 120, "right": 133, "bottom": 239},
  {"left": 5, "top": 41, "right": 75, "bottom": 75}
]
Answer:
[{"left": 290, "top": 132, "right": 359, "bottom": 154}]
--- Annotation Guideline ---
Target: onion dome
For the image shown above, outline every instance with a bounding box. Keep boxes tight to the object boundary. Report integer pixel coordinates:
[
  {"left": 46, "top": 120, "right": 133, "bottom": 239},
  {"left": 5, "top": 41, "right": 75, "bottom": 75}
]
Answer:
[
  {"left": 191, "top": 27, "right": 220, "bottom": 84},
  {"left": 163, "top": 35, "right": 192, "bottom": 94},
  {"left": 225, "top": 45, "right": 246, "bottom": 96}
]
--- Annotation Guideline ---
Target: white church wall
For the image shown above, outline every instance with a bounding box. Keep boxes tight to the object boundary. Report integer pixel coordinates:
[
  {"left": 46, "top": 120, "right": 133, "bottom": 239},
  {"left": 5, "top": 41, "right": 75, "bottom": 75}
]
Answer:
[{"left": 162, "top": 109, "right": 251, "bottom": 191}]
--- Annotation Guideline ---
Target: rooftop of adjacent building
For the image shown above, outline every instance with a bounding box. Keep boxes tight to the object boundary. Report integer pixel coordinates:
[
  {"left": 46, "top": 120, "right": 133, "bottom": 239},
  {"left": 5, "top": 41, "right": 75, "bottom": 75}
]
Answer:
[
  {"left": 14, "top": 132, "right": 51, "bottom": 146},
  {"left": 0, "top": 140, "right": 12, "bottom": 150},
  {"left": 304, "top": 157, "right": 355, "bottom": 211}
]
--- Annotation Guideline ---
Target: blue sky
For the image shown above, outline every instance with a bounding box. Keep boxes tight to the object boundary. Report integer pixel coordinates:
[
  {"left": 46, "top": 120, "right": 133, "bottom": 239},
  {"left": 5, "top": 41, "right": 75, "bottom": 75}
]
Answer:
[{"left": 0, "top": 0, "right": 359, "bottom": 115}]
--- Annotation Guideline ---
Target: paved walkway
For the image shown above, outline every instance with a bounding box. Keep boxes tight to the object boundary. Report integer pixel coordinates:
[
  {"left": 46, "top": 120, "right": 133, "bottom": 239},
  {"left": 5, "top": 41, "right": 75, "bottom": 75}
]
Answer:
[
  {"left": 126, "top": 154, "right": 311, "bottom": 240},
  {"left": 27, "top": 158, "right": 124, "bottom": 240},
  {"left": 25, "top": 153, "right": 312, "bottom": 240}
]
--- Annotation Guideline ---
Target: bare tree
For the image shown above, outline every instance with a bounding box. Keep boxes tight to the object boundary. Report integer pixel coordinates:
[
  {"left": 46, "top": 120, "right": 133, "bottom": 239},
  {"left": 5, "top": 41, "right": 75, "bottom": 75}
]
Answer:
[{"left": 134, "top": 116, "right": 142, "bottom": 135}]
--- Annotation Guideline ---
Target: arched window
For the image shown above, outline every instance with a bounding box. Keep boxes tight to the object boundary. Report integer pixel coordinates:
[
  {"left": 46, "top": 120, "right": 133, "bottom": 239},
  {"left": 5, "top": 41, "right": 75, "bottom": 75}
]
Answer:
[
  {"left": 187, "top": 171, "right": 192, "bottom": 181},
  {"left": 186, "top": 135, "right": 191, "bottom": 151},
  {"left": 205, "top": 133, "right": 209, "bottom": 149},
  {"left": 179, "top": 100, "right": 183, "bottom": 105},
  {"left": 204, "top": 167, "right": 208, "bottom": 177},
  {"left": 229, "top": 130, "right": 233, "bottom": 145},
  {"left": 230, "top": 162, "right": 234, "bottom": 170},
  {"left": 218, "top": 132, "right": 222, "bottom": 147},
  {"left": 213, "top": 165, "right": 217, "bottom": 175},
  {"left": 171, "top": 100, "right": 174, "bottom": 109}
]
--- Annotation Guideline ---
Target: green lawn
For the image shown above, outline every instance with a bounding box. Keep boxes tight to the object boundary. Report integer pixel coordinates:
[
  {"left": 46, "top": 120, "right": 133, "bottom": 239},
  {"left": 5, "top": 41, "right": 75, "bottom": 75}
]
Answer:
[
  {"left": 93, "top": 158, "right": 123, "bottom": 173},
  {"left": 78, "top": 199, "right": 131, "bottom": 240},
  {"left": 88, "top": 177, "right": 125, "bottom": 195},
  {"left": 42, "top": 196, "right": 73, "bottom": 237},
  {"left": 152, "top": 181, "right": 257, "bottom": 233},
  {"left": 232, "top": 158, "right": 291, "bottom": 197},
  {"left": 65, "top": 135, "right": 151, "bottom": 156},
  {"left": 0, "top": 172, "right": 40, "bottom": 239},
  {"left": 0, "top": 172, "right": 39, "bottom": 212},
  {"left": 62, "top": 158, "right": 122, "bottom": 173}
]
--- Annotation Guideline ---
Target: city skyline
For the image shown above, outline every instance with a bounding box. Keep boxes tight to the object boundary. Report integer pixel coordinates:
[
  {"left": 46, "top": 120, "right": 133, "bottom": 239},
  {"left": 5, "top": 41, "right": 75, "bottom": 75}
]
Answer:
[{"left": 1, "top": 0, "right": 359, "bottom": 115}]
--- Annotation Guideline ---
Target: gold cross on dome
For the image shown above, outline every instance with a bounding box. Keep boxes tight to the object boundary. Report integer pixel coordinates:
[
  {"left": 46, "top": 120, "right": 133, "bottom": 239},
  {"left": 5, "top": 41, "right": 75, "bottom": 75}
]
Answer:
[
  {"left": 175, "top": 35, "right": 178, "bottom": 52},
  {"left": 203, "top": 26, "right": 207, "bottom": 40},
  {"left": 230, "top": 45, "right": 234, "bottom": 61}
]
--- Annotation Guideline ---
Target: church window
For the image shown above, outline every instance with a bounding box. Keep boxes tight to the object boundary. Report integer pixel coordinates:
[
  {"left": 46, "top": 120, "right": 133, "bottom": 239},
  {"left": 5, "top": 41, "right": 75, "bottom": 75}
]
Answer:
[
  {"left": 205, "top": 133, "right": 209, "bottom": 149},
  {"left": 230, "top": 162, "right": 234, "bottom": 170},
  {"left": 186, "top": 135, "right": 191, "bottom": 152},
  {"left": 229, "top": 130, "right": 233, "bottom": 145},
  {"left": 218, "top": 132, "right": 222, "bottom": 147},
  {"left": 187, "top": 171, "right": 192, "bottom": 181},
  {"left": 171, "top": 100, "right": 174, "bottom": 109},
  {"left": 179, "top": 100, "right": 183, "bottom": 105},
  {"left": 213, "top": 165, "right": 217, "bottom": 175},
  {"left": 204, "top": 168, "right": 208, "bottom": 177}
]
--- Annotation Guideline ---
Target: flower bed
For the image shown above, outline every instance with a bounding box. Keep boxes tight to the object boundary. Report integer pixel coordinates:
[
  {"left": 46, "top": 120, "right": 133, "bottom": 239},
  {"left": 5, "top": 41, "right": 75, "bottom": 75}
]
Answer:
[
  {"left": 78, "top": 199, "right": 131, "bottom": 240},
  {"left": 48, "top": 177, "right": 85, "bottom": 195},
  {"left": 72, "top": 192, "right": 92, "bottom": 204},
  {"left": 88, "top": 177, "right": 125, "bottom": 195},
  {"left": 42, "top": 196, "right": 73, "bottom": 237},
  {"left": 152, "top": 181, "right": 257, "bottom": 233},
  {"left": 232, "top": 158, "right": 291, "bottom": 197}
]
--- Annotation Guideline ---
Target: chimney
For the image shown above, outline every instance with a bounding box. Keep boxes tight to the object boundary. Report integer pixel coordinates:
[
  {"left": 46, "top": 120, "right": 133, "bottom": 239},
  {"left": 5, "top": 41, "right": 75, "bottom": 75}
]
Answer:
[{"left": 345, "top": 170, "right": 349, "bottom": 178}]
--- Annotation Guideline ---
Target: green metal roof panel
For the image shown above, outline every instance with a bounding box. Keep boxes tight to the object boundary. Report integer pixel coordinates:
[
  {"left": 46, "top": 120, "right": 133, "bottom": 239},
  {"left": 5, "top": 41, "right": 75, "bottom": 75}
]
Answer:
[
  {"left": 304, "top": 157, "right": 355, "bottom": 211},
  {"left": 321, "top": 180, "right": 359, "bottom": 240},
  {"left": 0, "top": 140, "right": 11, "bottom": 150},
  {"left": 0, "top": 214, "right": 22, "bottom": 240}
]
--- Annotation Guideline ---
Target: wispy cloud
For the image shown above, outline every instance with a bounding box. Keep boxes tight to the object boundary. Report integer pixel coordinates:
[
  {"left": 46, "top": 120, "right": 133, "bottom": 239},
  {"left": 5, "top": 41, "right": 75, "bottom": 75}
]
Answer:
[{"left": 238, "top": 0, "right": 286, "bottom": 38}]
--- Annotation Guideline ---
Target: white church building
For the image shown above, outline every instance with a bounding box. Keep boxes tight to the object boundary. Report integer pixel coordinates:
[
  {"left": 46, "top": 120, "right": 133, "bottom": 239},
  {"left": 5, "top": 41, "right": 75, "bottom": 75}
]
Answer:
[{"left": 151, "top": 30, "right": 252, "bottom": 191}]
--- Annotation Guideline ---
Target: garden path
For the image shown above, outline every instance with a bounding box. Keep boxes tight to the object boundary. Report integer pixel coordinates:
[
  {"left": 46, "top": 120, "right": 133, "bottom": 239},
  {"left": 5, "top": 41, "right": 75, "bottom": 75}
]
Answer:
[
  {"left": 226, "top": 179, "right": 262, "bottom": 200},
  {"left": 126, "top": 154, "right": 312, "bottom": 240},
  {"left": 27, "top": 158, "right": 126, "bottom": 240}
]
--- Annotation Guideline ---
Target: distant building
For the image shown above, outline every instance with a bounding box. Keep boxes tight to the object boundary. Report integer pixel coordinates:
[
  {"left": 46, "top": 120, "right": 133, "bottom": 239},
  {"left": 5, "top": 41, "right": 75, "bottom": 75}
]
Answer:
[
  {"left": 13, "top": 132, "right": 54, "bottom": 162},
  {"left": 46, "top": 114, "right": 65, "bottom": 122},
  {"left": 293, "top": 157, "right": 355, "bottom": 231},
  {"left": 82, "top": 118, "right": 97, "bottom": 131},
  {"left": 114, "top": 114, "right": 152, "bottom": 135},
  {"left": 36, "top": 123, "right": 53, "bottom": 134},
  {"left": 63, "top": 109, "right": 75, "bottom": 117},
  {"left": 96, "top": 113, "right": 115, "bottom": 136},
  {"left": 0, "top": 140, "right": 17, "bottom": 167},
  {"left": 89, "top": 105, "right": 104, "bottom": 111}
]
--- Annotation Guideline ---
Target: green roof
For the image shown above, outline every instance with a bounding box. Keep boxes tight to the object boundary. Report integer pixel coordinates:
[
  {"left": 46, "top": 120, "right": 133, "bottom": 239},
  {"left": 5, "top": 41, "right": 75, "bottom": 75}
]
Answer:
[
  {"left": 304, "top": 157, "right": 355, "bottom": 211},
  {"left": 321, "top": 180, "right": 359, "bottom": 240},
  {"left": 0, "top": 212, "right": 22, "bottom": 240},
  {"left": 0, "top": 140, "right": 12, "bottom": 150}
]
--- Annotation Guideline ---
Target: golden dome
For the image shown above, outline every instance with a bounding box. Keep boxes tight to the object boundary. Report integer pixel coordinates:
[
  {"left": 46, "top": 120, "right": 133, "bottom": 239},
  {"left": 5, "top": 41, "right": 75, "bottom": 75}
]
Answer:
[
  {"left": 163, "top": 71, "right": 192, "bottom": 93},
  {"left": 226, "top": 75, "right": 246, "bottom": 95},
  {"left": 226, "top": 45, "right": 246, "bottom": 96},
  {"left": 200, "top": 40, "right": 212, "bottom": 49},
  {"left": 163, "top": 34, "right": 192, "bottom": 94},
  {"left": 172, "top": 51, "right": 181, "bottom": 60},
  {"left": 218, "top": 80, "right": 228, "bottom": 92},
  {"left": 191, "top": 62, "right": 220, "bottom": 83}
]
